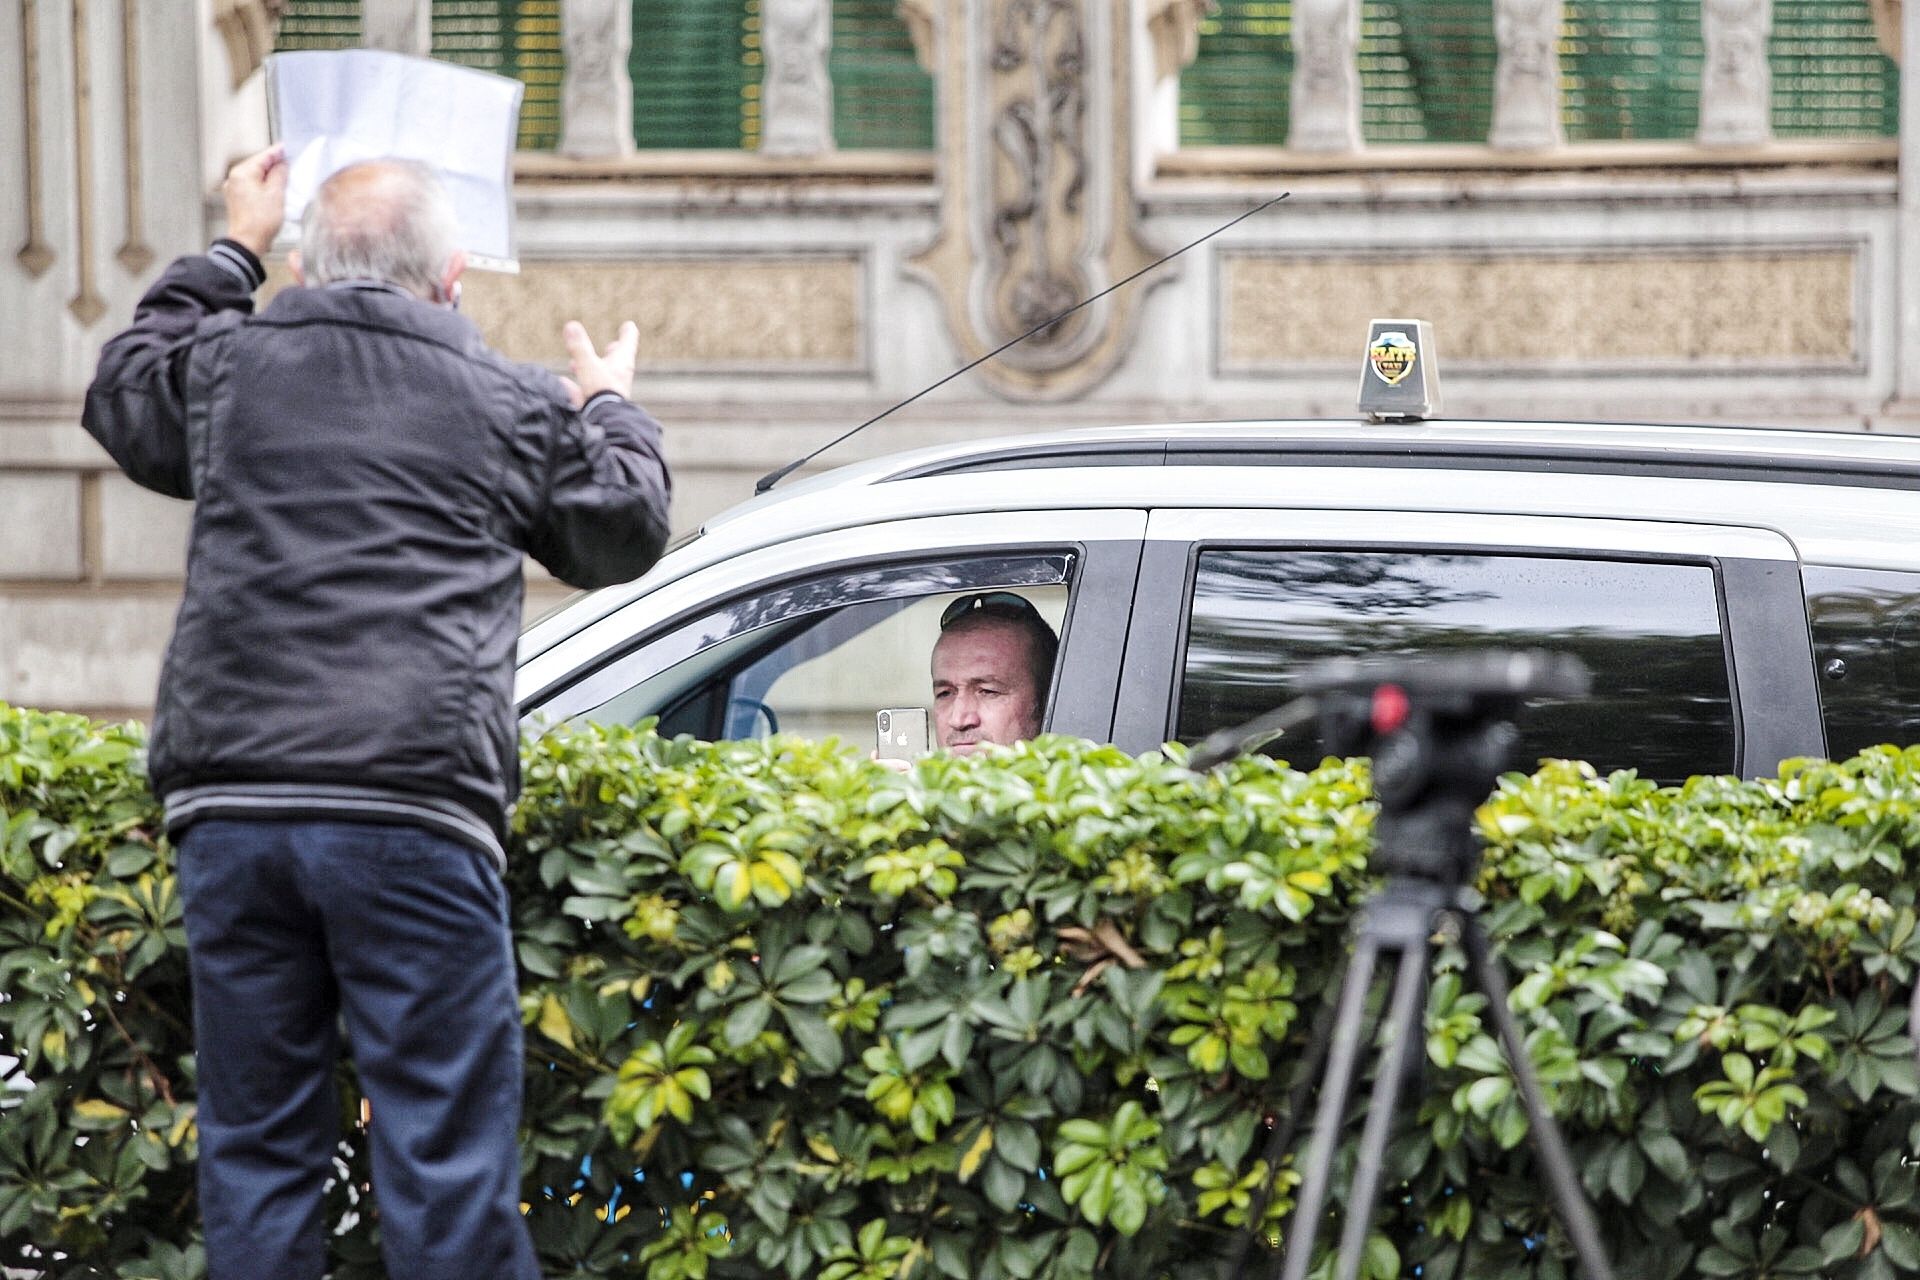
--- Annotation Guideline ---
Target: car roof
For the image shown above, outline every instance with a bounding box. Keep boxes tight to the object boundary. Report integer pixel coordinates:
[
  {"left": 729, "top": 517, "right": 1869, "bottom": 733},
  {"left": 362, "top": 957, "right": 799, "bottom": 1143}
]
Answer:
[{"left": 521, "top": 418, "right": 1920, "bottom": 663}]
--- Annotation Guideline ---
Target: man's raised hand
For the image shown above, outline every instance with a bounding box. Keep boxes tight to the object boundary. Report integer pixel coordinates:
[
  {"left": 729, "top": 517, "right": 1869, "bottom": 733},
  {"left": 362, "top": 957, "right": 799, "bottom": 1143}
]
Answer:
[
  {"left": 563, "top": 320, "right": 639, "bottom": 405},
  {"left": 223, "top": 144, "right": 287, "bottom": 258}
]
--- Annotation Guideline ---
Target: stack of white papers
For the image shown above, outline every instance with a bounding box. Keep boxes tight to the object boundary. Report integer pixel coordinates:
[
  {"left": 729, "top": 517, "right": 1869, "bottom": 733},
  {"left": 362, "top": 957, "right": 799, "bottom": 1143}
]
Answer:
[{"left": 266, "top": 49, "right": 525, "bottom": 272}]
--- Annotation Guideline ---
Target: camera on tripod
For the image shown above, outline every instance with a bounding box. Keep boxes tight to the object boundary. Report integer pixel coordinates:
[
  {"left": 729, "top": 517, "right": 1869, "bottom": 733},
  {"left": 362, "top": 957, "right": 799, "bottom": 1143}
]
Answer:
[
  {"left": 1298, "top": 650, "right": 1591, "bottom": 887},
  {"left": 1216, "top": 650, "right": 1615, "bottom": 1280}
]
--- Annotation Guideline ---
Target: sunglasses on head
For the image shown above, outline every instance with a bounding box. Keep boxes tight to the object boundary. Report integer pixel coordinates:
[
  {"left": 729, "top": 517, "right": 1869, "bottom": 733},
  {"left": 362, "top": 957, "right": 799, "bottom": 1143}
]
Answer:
[{"left": 939, "top": 591, "right": 1041, "bottom": 630}]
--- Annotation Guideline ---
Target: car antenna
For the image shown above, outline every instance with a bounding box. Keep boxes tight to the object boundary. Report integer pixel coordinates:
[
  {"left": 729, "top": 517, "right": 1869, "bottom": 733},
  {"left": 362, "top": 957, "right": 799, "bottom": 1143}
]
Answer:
[{"left": 754, "top": 191, "right": 1291, "bottom": 495}]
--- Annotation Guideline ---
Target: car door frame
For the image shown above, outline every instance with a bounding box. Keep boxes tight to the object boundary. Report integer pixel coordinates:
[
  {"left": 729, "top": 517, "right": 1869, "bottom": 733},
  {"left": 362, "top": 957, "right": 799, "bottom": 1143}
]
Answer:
[
  {"left": 517, "top": 509, "right": 1147, "bottom": 746},
  {"left": 1113, "top": 509, "right": 1823, "bottom": 778}
]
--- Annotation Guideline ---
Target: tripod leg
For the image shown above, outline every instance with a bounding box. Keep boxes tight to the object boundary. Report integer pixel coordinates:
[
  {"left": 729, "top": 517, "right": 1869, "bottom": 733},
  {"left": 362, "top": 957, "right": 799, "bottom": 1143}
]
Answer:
[
  {"left": 1277, "top": 934, "right": 1384, "bottom": 1280},
  {"left": 1459, "top": 915, "right": 1617, "bottom": 1280},
  {"left": 1332, "top": 940, "right": 1430, "bottom": 1280},
  {"left": 1225, "top": 950, "right": 1357, "bottom": 1280}
]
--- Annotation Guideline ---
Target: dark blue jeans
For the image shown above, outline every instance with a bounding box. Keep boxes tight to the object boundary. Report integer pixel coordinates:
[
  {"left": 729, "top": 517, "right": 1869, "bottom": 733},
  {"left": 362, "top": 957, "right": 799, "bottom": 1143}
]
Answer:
[{"left": 177, "top": 819, "right": 540, "bottom": 1280}]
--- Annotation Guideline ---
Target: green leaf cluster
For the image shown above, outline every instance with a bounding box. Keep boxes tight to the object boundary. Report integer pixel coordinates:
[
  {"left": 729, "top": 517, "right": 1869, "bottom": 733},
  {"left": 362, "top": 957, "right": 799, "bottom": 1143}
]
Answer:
[{"left": 7, "top": 704, "right": 1920, "bottom": 1280}]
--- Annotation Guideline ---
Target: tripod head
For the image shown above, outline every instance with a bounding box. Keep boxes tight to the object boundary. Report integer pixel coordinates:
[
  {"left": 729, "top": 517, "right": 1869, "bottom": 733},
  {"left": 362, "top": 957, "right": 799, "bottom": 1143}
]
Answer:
[{"left": 1299, "top": 650, "right": 1590, "bottom": 888}]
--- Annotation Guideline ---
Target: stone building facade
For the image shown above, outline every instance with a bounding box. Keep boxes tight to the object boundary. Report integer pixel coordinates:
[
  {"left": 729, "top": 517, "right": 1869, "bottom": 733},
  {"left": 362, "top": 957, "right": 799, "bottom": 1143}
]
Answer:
[{"left": 3, "top": 0, "right": 1919, "bottom": 717}]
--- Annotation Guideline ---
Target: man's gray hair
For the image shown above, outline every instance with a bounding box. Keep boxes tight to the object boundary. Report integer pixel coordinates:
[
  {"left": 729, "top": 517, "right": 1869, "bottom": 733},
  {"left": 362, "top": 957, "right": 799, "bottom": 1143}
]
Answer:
[{"left": 298, "top": 159, "right": 458, "bottom": 300}]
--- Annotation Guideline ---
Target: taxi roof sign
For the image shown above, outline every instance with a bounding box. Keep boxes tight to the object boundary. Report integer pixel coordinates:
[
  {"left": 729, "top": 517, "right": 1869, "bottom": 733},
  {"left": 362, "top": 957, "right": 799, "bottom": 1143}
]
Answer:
[{"left": 1358, "top": 319, "right": 1440, "bottom": 422}]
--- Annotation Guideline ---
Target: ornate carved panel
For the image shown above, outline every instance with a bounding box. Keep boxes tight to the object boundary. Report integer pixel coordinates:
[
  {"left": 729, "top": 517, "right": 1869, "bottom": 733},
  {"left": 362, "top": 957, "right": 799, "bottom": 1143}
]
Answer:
[{"left": 905, "top": 0, "right": 1167, "bottom": 401}]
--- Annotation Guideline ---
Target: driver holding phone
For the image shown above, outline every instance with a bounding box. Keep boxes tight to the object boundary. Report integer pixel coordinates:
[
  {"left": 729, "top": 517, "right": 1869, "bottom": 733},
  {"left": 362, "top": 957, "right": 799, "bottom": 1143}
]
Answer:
[{"left": 878, "top": 592, "right": 1059, "bottom": 763}]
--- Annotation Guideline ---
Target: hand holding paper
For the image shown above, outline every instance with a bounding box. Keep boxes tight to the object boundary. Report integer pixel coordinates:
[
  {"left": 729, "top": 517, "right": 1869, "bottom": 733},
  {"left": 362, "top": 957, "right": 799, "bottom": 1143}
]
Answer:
[
  {"left": 224, "top": 145, "right": 289, "bottom": 258},
  {"left": 266, "top": 49, "right": 525, "bottom": 271}
]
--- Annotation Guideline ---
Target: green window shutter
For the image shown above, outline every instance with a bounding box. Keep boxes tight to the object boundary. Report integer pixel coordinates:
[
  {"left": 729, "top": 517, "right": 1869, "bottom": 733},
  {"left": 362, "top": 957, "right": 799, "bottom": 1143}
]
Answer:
[
  {"left": 1771, "top": 0, "right": 1898, "bottom": 138},
  {"left": 1561, "top": 0, "right": 1702, "bottom": 141},
  {"left": 1180, "top": 0, "right": 1293, "bottom": 147},
  {"left": 430, "top": 1, "right": 562, "bottom": 151},
  {"left": 1183, "top": 0, "right": 1898, "bottom": 147},
  {"left": 830, "top": 0, "right": 934, "bottom": 149},
  {"left": 630, "top": 0, "right": 759, "bottom": 148},
  {"left": 1361, "top": 2, "right": 1496, "bottom": 142},
  {"left": 273, "top": 0, "right": 361, "bottom": 49}
]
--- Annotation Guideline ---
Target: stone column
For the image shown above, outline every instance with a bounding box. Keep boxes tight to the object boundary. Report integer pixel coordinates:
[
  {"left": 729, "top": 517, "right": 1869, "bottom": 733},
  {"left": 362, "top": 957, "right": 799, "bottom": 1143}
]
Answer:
[
  {"left": 558, "top": 0, "right": 635, "bottom": 158},
  {"left": 1288, "top": 0, "right": 1361, "bottom": 152},
  {"left": 1489, "top": 0, "right": 1563, "bottom": 149},
  {"left": 1697, "top": 0, "right": 1773, "bottom": 147},
  {"left": 760, "top": 0, "right": 834, "bottom": 157},
  {"left": 361, "top": 0, "right": 430, "bottom": 56}
]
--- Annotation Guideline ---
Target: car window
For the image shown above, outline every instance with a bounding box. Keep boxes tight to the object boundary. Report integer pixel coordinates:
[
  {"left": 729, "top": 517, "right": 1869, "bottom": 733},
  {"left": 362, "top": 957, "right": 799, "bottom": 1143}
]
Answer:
[
  {"left": 540, "top": 554, "right": 1073, "bottom": 747},
  {"left": 1174, "top": 550, "right": 1735, "bottom": 781},
  {"left": 1804, "top": 565, "right": 1920, "bottom": 758}
]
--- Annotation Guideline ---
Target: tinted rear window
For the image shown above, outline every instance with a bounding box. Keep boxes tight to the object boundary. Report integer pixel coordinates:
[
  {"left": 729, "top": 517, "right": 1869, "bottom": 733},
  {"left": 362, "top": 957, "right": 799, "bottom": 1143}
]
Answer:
[
  {"left": 1805, "top": 566, "right": 1920, "bottom": 758},
  {"left": 1176, "top": 550, "right": 1735, "bottom": 781}
]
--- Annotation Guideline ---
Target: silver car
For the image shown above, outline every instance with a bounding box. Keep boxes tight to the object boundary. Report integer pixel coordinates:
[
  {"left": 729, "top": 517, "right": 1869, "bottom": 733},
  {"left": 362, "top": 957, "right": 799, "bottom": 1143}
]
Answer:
[{"left": 516, "top": 418, "right": 1920, "bottom": 782}]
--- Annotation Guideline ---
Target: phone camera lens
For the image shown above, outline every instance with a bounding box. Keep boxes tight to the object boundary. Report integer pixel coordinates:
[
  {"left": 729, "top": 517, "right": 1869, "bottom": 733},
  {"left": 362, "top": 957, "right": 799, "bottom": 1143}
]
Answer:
[{"left": 879, "top": 712, "right": 890, "bottom": 729}]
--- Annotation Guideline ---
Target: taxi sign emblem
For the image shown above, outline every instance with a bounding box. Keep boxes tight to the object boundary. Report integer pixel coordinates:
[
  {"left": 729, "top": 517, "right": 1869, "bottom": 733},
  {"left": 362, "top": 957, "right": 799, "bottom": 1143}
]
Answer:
[{"left": 1368, "top": 331, "right": 1418, "bottom": 386}]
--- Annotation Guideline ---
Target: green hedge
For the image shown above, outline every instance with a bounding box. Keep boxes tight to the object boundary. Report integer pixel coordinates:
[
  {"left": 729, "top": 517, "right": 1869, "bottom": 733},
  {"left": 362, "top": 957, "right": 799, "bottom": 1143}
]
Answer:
[{"left": 3, "top": 701, "right": 1919, "bottom": 1279}]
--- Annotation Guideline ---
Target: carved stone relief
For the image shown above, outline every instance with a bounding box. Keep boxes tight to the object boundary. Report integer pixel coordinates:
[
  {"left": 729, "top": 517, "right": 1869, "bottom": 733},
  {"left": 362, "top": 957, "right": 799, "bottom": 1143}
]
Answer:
[
  {"left": 907, "top": 0, "right": 1167, "bottom": 400},
  {"left": 761, "top": 0, "right": 834, "bottom": 156},
  {"left": 1490, "top": 0, "right": 1563, "bottom": 149},
  {"left": 1145, "top": 0, "right": 1217, "bottom": 81},
  {"left": 211, "top": 0, "right": 285, "bottom": 88},
  {"left": 1289, "top": 0, "right": 1362, "bottom": 152},
  {"left": 1698, "top": 0, "right": 1774, "bottom": 147},
  {"left": 1869, "top": 0, "right": 1899, "bottom": 63},
  {"left": 361, "top": 0, "right": 430, "bottom": 56},
  {"left": 559, "top": 0, "right": 634, "bottom": 158}
]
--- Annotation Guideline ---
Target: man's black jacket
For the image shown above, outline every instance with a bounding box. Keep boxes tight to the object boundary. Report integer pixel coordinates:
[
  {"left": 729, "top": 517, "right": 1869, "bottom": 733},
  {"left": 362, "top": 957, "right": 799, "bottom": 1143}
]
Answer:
[{"left": 83, "top": 248, "right": 672, "bottom": 865}]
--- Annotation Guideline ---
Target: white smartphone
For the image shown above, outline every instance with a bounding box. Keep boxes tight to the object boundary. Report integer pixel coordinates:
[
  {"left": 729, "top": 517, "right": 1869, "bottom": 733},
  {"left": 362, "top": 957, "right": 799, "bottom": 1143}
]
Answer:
[{"left": 876, "top": 708, "right": 930, "bottom": 761}]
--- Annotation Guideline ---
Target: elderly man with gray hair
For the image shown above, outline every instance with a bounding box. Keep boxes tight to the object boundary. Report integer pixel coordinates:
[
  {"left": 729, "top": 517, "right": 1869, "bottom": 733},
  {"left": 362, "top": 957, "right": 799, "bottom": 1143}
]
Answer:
[{"left": 83, "top": 145, "right": 673, "bottom": 1280}]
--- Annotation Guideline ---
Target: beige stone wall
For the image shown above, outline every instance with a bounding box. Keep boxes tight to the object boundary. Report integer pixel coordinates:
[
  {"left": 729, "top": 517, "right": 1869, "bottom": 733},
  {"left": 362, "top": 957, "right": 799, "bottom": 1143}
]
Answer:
[
  {"left": 1222, "top": 249, "right": 1861, "bottom": 372},
  {"left": 461, "top": 258, "right": 865, "bottom": 371}
]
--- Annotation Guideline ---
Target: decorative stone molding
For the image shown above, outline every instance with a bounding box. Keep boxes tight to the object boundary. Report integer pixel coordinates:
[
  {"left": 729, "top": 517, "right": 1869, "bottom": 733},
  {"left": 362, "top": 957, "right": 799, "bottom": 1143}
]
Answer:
[
  {"left": 16, "top": 0, "right": 54, "bottom": 276},
  {"left": 211, "top": 0, "right": 285, "bottom": 89},
  {"left": 1145, "top": 0, "right": 1216, "bottom": 82},
  {"left": 761, "top": 0, "right": 835, "bottom": 157},
  {"left": 1490, "top": 0, "right": 1563, "bottom": 150},
  {"left": 361, "top": 0, "right": 430, "bottom": 56},
  {"left": 116, "top": 0, "right": 153, "bottom": 275},
  {"left": 898, "top": 0, "right": 934, "bottom": 72},
  {"left": 908, "top": 0, "right": 1168, "bottom": 400},
  {"left": 1288, "top": 0, "right": 1362, "bottom": 153},
  {"left": 1871, "top": 0, "right": 1900, "bottom": 63},
  {"left": 1698, "top": 0, "right": 1774, "bottom": 147},
  {"left": 559, "top": 0, "right": 635, "bottom": 158}
]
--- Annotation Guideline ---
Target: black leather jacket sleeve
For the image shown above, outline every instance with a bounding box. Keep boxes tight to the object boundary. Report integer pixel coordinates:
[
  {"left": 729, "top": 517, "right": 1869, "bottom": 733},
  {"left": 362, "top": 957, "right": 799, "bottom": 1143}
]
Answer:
[
  {"left": 527, "top": 390, "right": 674, "bottom": 589},
  {"left": 82, "top": 245, "right": 260, "bottom": 500}
]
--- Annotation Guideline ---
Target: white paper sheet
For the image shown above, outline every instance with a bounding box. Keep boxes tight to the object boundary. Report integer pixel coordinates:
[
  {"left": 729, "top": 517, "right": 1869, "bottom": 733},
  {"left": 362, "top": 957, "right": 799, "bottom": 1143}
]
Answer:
[{"left": 266, "top": 49, "right": 525, "bottom": 272}]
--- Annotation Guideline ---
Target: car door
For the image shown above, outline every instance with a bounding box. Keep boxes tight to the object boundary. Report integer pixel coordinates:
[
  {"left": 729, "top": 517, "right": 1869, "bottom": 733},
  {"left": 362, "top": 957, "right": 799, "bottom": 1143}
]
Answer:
[
  {"left": 1114, "top": 510, "right": 1822, "bottom": 781},
  {"left": 517, "top": 510, "right": 1145, "bottom": 748}
]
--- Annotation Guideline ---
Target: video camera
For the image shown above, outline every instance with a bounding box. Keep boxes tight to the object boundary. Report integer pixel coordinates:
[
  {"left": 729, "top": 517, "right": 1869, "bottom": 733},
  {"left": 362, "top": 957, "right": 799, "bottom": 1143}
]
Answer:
[{"left": 1298, "top": 650, "right": 1591, "bottom": 886}]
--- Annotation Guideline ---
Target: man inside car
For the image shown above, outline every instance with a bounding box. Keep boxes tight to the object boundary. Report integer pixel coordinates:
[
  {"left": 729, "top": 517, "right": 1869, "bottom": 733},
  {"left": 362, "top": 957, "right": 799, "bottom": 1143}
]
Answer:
[{"left": 930, "top": 592, "right": 1059, "bottom": 754}]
